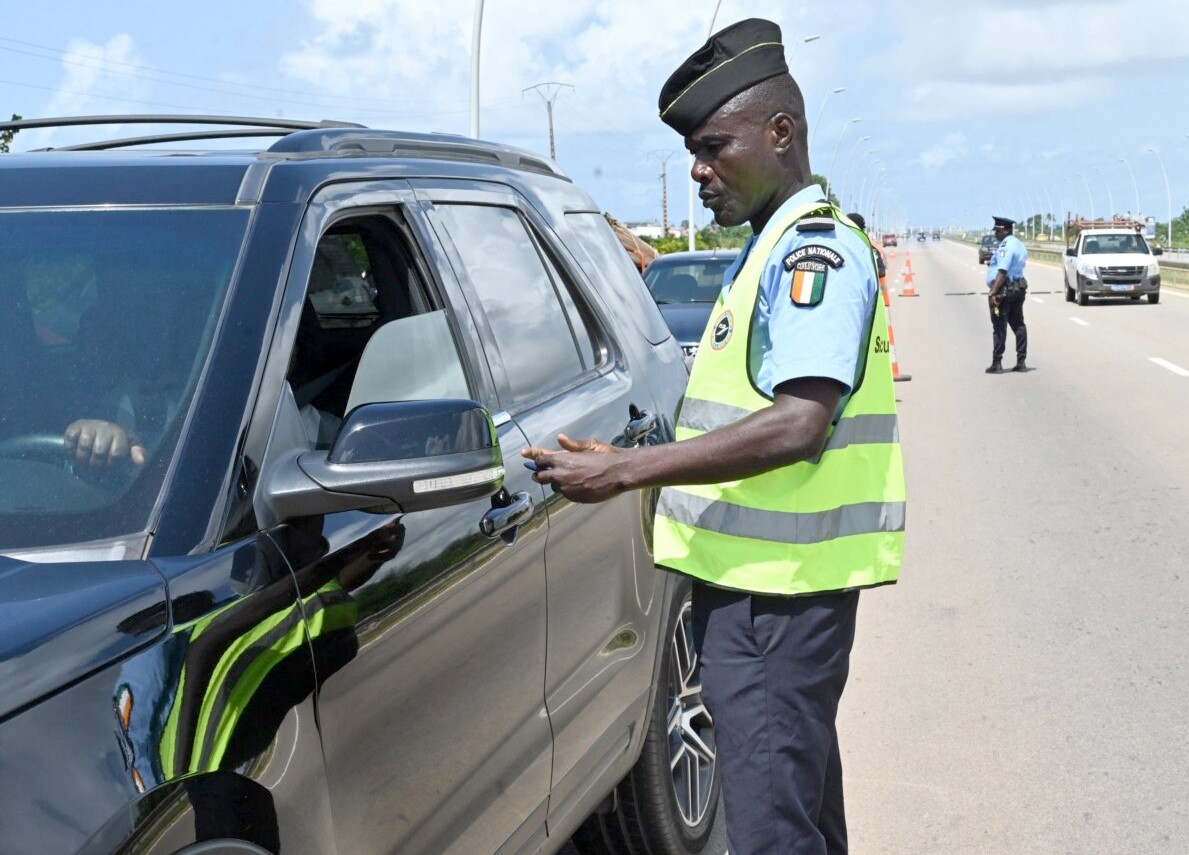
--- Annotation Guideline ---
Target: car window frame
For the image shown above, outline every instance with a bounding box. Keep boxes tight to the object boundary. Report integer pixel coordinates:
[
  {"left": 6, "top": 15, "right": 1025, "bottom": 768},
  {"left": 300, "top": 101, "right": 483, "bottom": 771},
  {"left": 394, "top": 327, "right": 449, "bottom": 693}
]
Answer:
[
  {"left": 411, "top": 182, "right": 619, "bottom": 417},
  {"left": 229, "top": 180, "right": 499, "bottom": 538}
]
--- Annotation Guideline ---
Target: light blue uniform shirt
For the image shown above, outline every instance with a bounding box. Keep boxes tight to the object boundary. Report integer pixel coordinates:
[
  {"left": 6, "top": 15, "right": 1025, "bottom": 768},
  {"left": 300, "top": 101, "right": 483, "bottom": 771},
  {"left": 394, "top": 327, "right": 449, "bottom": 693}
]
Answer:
[
  {"left": 994, "top": 233, "right": 1028, "bottom": 280},
  {"left": 721, "top": 185, "right": 877, "bottom": 398}
]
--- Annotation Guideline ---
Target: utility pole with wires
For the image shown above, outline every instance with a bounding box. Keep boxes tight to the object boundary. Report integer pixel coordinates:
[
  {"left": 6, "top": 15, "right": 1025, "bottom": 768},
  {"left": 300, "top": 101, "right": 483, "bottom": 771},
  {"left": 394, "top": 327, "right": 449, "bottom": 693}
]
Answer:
[
  {"left": 522, "top": 82, "right": 573, "bottom": 161},
  {"left": 649, "top": 150, "right": 676, "bottom": 235}
]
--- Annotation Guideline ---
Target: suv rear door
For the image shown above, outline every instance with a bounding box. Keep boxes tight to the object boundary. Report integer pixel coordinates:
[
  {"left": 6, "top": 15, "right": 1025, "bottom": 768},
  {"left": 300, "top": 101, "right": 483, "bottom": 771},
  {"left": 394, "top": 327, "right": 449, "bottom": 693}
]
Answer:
[
  {"left": 416, "top": 182, "right": 668, "bottom": 824},
  {"left": 249, "top": 180, "right": 552, "bottom": 855}
]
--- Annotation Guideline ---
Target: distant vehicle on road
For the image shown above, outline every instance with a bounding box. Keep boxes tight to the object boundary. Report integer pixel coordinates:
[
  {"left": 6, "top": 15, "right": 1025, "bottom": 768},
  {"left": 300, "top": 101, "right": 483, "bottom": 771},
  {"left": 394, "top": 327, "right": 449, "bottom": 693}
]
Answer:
[
  {"left": 643, "top": 249, "right": 739, "bottom": 368},
  {"left": 916, "top": 232, "right": 926, "bottom": 242},
  {"left": 1063, "top": 221, "right": 1162, "bottom": 305},
  {"left": 931, "top": 230, "right": 941, "bottom": 240},
  {"left": 978, "top": 233, "right": 997, "bottom": 264},
  {"left": 881, "top": 234, "right": 898, "bottom": 248}
]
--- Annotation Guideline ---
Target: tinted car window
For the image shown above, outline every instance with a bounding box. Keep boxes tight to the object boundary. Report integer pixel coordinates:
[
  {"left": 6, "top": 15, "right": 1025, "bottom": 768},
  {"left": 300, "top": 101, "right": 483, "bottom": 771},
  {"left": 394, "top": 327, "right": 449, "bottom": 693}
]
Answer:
[
  {"left": 0, "top": 208, "right": 247, "bottom": 550},
  {"left": 435, "top": 204, "right": 585, "bottom": 405},
  {"left": 564, "top": 212, "right": 673, "bottom": 345}
]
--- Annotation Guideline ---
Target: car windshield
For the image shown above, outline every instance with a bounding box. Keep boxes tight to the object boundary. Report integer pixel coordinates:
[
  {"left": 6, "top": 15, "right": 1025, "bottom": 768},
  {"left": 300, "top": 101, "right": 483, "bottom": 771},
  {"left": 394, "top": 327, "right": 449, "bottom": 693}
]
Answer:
[
  {"left": 1082, "top": 233, "right": 1149, "bottom": 254},
  {"left": 642, "top": 257, "right": 736, "bottom": 303},
  {"left": 0, "top": 208, "right": 248, "bottom": 551},
  {"left": 981, "top": 235, "right": 996, "bottom": 246}
]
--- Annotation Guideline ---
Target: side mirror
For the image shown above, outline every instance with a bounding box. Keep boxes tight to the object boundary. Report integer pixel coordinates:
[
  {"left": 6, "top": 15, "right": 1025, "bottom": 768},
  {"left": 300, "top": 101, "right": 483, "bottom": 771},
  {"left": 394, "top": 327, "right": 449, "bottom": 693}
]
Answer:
[
  {"left": 1065, "top": 247, "right": 1077, "bottom": 257},
  {"left": 262, "top": 399, "right": 504, "bottom": 521},
  {"left": 1152, "top": 247, "right": 1163, "bottom": 256}
]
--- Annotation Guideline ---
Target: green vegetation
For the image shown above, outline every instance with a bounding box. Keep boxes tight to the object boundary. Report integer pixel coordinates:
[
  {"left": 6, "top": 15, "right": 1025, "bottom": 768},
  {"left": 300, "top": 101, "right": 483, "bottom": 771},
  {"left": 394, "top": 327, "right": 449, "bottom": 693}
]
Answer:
[{"left": 1, "top": 113, "right": 21, "bottom": 154}]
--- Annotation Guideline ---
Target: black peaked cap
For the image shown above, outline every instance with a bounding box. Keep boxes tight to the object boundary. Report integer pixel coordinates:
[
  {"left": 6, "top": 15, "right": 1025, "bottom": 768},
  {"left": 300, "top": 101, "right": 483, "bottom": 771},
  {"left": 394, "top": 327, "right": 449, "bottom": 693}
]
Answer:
[
  {"left": 992, "top": 216, "right": 1016, "bottom": 227},
  {"left": 658, "top": 18, "right": 789, "bottom": 136}
]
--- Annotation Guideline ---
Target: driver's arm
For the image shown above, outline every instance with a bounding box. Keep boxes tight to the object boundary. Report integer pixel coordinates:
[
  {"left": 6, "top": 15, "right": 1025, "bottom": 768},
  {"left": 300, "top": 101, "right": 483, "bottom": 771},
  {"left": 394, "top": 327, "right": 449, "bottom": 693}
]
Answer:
[{"left": 64, "top": 419, "right": 146, "bottom": 467}]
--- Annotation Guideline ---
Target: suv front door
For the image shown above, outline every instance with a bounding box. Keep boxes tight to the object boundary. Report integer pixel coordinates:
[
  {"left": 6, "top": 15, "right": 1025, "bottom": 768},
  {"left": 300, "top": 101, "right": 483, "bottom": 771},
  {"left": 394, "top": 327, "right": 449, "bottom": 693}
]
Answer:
[{"left": 420, "top": 185, "right": 667, "bottom": 824}]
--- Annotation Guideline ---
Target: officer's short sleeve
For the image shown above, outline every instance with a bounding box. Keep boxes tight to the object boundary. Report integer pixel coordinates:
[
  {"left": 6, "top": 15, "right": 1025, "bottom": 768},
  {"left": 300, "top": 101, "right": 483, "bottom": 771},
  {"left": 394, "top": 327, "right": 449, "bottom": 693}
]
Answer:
[{"left": 757, "top": 229, "right": 876, "bottom": 397}]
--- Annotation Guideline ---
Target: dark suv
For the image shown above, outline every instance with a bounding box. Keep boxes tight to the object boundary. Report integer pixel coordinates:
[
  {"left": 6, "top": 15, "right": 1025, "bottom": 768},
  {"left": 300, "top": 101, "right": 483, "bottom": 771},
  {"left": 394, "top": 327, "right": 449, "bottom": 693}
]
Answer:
[
  {"left": 0, "top": 116, "right": 718, "bottom": 855},
  {"left": 978, "top": 233, "right": 997, "bottom": 264}
]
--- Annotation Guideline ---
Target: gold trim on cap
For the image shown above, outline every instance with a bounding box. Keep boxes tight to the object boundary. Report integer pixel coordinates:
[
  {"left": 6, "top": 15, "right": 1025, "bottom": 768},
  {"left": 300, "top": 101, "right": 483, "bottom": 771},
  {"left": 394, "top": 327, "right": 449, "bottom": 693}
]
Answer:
[{"left": 660, "top": 41, "right": 783, "bottom": 118}]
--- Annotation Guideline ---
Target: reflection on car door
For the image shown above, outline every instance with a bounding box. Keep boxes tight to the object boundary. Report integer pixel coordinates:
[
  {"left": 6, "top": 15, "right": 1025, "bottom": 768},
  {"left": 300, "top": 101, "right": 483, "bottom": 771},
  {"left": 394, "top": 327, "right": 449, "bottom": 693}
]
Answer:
[{"left": 266, "top": 193, "right": 552, "bottom": 855}]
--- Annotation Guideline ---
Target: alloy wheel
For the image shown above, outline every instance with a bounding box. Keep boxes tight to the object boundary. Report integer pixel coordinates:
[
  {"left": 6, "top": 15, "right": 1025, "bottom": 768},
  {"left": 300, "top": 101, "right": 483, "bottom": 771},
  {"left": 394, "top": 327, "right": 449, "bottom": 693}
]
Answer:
[{"left": 665, "top": 600, "right": 716, "bottom": 829}]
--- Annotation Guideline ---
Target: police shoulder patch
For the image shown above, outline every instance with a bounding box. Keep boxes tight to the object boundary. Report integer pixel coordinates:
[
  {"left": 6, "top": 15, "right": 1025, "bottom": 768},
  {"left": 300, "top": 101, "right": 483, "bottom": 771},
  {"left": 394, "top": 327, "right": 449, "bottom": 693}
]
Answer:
[
  {"left": 794, "top": 216, "right": 837, "bottom": 233},
  {"left": 783, "top": 244, "right": 845, "bottom": 306}
]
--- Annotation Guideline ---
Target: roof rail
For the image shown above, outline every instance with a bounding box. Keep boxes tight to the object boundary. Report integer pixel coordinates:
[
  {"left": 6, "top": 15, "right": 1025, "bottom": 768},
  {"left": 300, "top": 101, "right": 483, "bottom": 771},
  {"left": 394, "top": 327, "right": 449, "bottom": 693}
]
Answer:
[
  {"left": 0, "top": 115, "right": 365, "bottom": 150},
  {"left": 266, "top": 128, "right": 567, "bottom": 179}
]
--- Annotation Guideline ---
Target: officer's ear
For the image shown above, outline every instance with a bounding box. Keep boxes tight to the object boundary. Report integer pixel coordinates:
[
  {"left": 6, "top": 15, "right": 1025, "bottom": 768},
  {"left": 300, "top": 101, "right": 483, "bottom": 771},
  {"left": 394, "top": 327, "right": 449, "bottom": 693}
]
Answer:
[{"left": 768, "top": 111, "right": 797, "bottom": 157}]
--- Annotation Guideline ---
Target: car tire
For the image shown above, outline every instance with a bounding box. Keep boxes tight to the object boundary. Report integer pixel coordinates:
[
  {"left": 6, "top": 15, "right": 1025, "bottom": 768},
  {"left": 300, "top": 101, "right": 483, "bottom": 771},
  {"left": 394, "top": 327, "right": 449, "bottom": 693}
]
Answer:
[
  {"left": 1148, "top": 292, "right": 1160, "bottom": 304},
  {"left": 571, "top": 593, "right": 720, "bottom": 855},
  {"left": 1064, "top": 275, "right": 1074, "bottom": 302},
  {"left": 1076, "top": 280, "right": 1089, "bottom": 306}
]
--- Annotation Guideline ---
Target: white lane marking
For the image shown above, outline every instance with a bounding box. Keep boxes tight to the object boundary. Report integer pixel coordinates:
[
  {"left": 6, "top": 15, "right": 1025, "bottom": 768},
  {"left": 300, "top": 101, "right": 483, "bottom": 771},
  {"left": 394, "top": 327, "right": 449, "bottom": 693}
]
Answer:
[
  {"left": 1070, "top": 317, "right": 1089, "bottom": 326},
  {"left": 1150, "top": 357, "right": 1189, "bottom": 377},
  {"left": 1031, "top": 297, "right": 1044, "bottom": 304}
]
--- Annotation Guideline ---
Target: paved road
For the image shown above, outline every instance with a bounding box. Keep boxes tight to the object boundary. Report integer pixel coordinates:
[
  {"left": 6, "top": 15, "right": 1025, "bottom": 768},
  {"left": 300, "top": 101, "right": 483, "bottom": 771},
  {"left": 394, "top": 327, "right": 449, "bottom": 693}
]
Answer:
[{"left": 839, "top": 240, "right": 1189, "bottom": 853}]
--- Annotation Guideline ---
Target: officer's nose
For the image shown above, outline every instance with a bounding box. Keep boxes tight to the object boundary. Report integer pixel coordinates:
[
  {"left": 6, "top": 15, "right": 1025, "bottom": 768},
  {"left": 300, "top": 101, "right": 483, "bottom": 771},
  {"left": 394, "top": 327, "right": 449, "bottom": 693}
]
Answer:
[{"left": 690, "top": 157, "right": 712, "bottom": 185}]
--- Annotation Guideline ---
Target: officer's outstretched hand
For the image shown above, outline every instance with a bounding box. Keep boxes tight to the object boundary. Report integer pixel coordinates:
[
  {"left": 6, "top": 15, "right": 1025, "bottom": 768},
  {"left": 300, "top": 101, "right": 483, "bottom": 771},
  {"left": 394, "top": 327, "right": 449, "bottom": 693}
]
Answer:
[
  {"left": 64, "top": 419, "right": 146, "bottom": 468},
  {"left": 522, "top": 434, "right": 625, "bottom": 504}
]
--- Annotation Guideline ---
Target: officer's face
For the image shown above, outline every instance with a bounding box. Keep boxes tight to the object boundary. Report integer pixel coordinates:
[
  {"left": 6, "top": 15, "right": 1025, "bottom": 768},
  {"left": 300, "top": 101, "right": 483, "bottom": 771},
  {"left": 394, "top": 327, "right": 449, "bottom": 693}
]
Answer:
[{"left": 686, "top": 103, "right": 782, "bottom": 228}]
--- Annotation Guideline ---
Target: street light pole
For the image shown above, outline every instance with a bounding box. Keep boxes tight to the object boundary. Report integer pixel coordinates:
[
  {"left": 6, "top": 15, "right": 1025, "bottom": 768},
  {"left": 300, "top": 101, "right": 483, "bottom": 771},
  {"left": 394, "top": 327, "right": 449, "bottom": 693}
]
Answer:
[
  {"left": 1075, "top": 172, "right": 1096, "bottom": 220},
  {"left": 856, "top": 158, "right": 881, "bottom": 215},
  {"left": 788, "top": 34, "right": 821, "bottom": 64},
  {"left": 1145, "top": 147, "right": 1173, "bottom": 245},
  {"left": 469, "top": 0, "right": 485, "bottom": 138},
  {"left": 1118, "top": 156, "right": 1141, "bottom": 218},
  {"left": 1092, "top": 167, "right": 1114, "bottom": 219},
  {"left": 840, "top": 134, "right": 871, "bottom": 211},
  {"left": 807, "top": 87, "right": 846, "bottom": 167},
  {"left": 825, "top": 117, "right": 861, "bottom": 204}
]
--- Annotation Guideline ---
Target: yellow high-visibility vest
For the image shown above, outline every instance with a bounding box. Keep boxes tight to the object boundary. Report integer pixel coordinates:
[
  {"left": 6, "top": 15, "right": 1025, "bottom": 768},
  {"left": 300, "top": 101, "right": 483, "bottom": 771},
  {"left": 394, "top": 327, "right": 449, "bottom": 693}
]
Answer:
[{"left": 653, "top": 202, "right": 905, "bottom": 596}]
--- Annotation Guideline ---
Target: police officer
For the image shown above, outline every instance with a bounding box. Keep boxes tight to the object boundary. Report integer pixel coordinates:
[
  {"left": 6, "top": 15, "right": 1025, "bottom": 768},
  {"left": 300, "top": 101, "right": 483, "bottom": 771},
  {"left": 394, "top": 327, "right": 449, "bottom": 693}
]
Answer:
[
  {"left": 523, "top": 18, "right": 904, "bottom": 855},
  {"left": 986, "top": 215, "right": 1029, "bottom": 373}
]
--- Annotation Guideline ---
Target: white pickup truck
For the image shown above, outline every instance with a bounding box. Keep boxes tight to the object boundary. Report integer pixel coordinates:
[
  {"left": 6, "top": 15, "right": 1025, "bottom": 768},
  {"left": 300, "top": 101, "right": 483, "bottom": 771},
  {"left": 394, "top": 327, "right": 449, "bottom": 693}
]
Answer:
[{"left": 1063, "top": 227, "right": 1162, "bottom": 305}]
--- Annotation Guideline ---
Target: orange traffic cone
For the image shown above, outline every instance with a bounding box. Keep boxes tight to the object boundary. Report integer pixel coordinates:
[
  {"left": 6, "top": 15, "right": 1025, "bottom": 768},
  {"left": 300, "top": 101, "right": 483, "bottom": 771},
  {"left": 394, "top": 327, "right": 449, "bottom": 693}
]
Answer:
[
  {"left": 900, "top": 257, "right": 919, "bottom": 297},
  {"left": 879, "top": 279, "right": 911, "bottom": 381}
]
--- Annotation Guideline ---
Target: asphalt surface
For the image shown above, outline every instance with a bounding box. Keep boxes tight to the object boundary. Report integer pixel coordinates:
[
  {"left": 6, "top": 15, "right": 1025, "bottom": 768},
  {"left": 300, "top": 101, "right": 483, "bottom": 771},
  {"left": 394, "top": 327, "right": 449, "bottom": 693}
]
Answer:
[
  {"left": 569, "top": 240, "right": 1188, "bottom": 854},
  {"left": 840, "top": 239, "right": 1189, "bottom": 853}
]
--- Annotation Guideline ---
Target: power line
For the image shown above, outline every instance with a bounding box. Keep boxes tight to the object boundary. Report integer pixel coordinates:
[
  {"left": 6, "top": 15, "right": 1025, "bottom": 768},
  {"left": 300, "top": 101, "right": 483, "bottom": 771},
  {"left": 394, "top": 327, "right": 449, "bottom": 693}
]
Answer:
[
  {"left": 522, "top": 82, "right": 572, "bottom": 161},
  {"left": 0, "top": 35, "right": 451, "bottom": 107}
]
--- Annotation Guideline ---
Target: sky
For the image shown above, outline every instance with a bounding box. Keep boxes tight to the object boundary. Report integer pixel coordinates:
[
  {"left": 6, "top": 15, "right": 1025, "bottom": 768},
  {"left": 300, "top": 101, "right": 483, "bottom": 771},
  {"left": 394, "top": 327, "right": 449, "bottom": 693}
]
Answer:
[{"left": 3, "top": 0, "right": 1188, "bottom": 233}]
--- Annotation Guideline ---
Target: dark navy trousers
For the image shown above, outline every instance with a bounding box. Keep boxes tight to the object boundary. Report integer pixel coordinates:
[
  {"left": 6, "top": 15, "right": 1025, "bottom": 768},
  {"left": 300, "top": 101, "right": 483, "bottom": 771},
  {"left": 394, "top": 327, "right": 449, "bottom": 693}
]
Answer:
[{"left": 692, "top": 582, "right": 860, "bottom": 855}]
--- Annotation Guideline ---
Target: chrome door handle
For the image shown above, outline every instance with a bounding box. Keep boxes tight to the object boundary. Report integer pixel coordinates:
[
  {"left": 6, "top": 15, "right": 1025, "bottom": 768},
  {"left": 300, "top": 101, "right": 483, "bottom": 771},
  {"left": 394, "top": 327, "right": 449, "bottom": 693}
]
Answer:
[{"left": 480, "top": 490, "right": 533, "bottom": 542}]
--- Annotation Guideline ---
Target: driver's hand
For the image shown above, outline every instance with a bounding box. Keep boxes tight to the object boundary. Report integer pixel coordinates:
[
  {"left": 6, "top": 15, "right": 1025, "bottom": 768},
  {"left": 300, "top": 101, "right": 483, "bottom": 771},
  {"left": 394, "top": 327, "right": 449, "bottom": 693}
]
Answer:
[{"left": 64, "top": 420, "right": 146, "bottom": 467}]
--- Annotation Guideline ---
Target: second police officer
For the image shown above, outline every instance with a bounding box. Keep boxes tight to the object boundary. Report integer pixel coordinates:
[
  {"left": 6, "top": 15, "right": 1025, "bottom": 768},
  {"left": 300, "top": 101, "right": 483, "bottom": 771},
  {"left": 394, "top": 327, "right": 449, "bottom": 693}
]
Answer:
[{"left": 986, "top": 215, "right": 1029, "bottom": 373}]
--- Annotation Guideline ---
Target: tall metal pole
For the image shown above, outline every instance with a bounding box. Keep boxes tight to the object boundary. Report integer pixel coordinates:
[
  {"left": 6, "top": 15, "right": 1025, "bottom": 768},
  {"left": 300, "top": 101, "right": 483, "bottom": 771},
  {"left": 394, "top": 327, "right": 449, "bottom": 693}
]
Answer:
[
  {"left": 807, "top": 87, "right": 845, "bottom": 168},
  {"left": 469, "top": 0, "right": 484, "bottom": 138},
  {"left": 825, "top": 118, "right": 860, "bottom": 204},
  {"left": 840, "top": 135, "right": 871, "bottom": 211},
  {"left": 1145, "top": 147, "right": 1172, "bottom": 245},
  {"left": 1119, "top": 156, "right": 1141, "bottom": 218},
  {"left": 522, "top": 82, "right": 573, "bottom": 161},
  {"left": 1075, "top": 172, "right": 1096, "bottom": 219},
  {"left": 1042, "top": 185, "right": 1056, "bottom": 240},
  {"left": 650, "top": 151, "right": 676, "bottom": 235},
  {"left": 1092, "top": 167, "right": 1114, "bottom": 219},
  {"left": 856, "top": 159, "right": 881, "bottom": 216}
]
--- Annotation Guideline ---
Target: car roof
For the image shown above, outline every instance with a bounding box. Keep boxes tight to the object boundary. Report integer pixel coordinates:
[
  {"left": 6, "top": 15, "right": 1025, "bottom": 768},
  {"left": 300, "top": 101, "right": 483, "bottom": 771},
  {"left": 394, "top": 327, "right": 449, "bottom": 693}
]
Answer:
[
  {"left": 648, "top": 249, "right": 741, "bottom": 264},
  {"left": 0, "top": 117, "right": 570, "bottom": 208}
]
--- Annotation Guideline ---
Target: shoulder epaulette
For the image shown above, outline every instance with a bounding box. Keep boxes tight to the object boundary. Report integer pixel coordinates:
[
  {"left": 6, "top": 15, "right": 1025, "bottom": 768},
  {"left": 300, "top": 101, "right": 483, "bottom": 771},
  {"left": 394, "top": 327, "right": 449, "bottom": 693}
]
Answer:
[{"left": 795, "top": 216, "right": 837, "bottom": 233}]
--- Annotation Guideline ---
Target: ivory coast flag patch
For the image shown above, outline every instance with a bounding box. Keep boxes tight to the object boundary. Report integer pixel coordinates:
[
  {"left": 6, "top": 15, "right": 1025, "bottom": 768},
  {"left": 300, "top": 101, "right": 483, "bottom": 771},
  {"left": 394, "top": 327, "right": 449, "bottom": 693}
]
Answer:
[{"left": 783, "top": 244, "right": 844, "bottom": 306}]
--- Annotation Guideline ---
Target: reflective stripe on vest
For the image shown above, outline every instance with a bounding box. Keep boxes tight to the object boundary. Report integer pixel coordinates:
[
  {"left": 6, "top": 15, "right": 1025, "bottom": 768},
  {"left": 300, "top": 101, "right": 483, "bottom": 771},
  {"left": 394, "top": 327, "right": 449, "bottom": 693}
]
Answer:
[{"left": 653, "top": 201, "right": 905, "bottom": 596}]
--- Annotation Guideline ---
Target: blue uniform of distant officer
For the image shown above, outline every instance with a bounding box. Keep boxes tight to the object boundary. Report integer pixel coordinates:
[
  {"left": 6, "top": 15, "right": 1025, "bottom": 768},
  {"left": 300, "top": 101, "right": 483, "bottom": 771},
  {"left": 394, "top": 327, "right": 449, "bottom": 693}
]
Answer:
[{"left": 986, "top": 216, "right": 1028, "bottom": 373}]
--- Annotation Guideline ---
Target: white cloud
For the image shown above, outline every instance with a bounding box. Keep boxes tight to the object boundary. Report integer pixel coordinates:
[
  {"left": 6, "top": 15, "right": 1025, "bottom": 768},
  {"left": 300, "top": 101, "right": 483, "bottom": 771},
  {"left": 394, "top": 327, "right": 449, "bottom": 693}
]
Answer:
[
  {"left": 22, "top": 34, "right": 151, "bottom": 149},
  {"left": 917, "top": 131, "right": 968, "bottom": 169}
]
